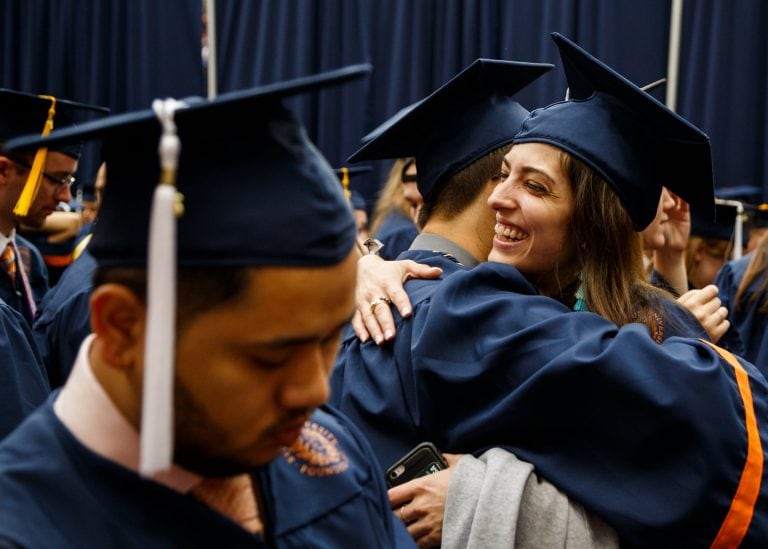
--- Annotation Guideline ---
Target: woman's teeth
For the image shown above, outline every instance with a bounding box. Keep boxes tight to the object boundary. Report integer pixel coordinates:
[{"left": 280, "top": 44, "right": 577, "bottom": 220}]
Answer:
[{"left": 495, "top": 223, "right": 528, "bottom": 241}]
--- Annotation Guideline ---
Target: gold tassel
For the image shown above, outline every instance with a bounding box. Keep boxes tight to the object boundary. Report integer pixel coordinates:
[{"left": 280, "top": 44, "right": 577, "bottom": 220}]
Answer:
[
  {"left": 14, "top": 95, "right": 57, "bottom": 216},
  {"left": 340, "top": 166, "right": 351, "bottom": 201}
]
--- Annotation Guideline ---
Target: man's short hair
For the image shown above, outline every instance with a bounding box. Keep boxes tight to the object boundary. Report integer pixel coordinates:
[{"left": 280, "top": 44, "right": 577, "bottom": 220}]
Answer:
[
  {"left": 417, "top": 144, "right": 510, "bottom": 227},
  {"left": 93, "top": 266, "right": 251, "bottom": 330}
]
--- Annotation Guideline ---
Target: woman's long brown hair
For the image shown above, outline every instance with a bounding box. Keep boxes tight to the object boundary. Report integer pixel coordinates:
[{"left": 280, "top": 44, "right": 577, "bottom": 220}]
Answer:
[{"left": 562, "top": 152, "right": 674, "bottom": 329}]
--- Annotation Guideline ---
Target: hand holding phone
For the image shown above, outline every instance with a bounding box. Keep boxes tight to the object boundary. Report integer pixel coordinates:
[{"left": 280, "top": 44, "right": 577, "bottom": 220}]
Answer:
[{"left": 386, "top": 442, "right": 448, "bottom": 488}]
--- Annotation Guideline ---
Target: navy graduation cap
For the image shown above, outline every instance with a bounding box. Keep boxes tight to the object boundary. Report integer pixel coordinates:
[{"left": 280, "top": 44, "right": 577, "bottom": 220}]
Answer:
[
  {"left": 716, "top": 185, "right": 763, "bottom": 204},
  {"left": 0, "top": 88, "right": 109, "bottom": 158},
  {"left": 6, "top": 65, "right": 370, "bottom": 269},
  {"left": 715, "top": 186, "right": 766, "bottom": 232},
  {"left": 515, "top": 33, "right": 715, "bottom": 230},
  {"left": 6, "top": 63, "right": 370, "bottom": 476},
  {"left": 334, "top": 165, "right": 372, "bottom": 204},
  {"left": 743, "top": 202, "right": 768, "bottom": 230},
  {"left": 0, "top": 89, "right": 109, "bottom": 215},
  {"left": 334, "top": 165, "right": 373, "bottom": 178},
  {"left": 691, "top": 202, "right": 739, "bottom": 242},
  {"left": 360, "top": 101, "right": 419, "bottom": 144},
  {"left": 348, "top": 59, "right": 553, "bottom": 202}
]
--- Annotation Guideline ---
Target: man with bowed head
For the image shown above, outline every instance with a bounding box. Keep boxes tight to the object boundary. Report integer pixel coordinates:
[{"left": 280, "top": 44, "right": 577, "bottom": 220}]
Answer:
[{"left": 0, "top": 65, "right": 414, "bottom": 547}]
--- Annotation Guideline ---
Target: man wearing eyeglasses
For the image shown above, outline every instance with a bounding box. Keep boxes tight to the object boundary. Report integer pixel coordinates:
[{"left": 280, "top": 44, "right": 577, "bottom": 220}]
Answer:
[
  {"left": 11, "top": 156, "right": 76, "bottom": 230},
  {"left": 0, "top": 89, "right": 107, "bottom": 325}
]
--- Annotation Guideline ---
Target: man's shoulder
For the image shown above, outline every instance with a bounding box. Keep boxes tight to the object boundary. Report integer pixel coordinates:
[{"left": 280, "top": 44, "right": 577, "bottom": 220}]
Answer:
[
  {"left": 395, "top": 249, "right": 468, "bottom": 303},
  {"left": 34, "top": 256, "right": 96, "bottom": 328}
]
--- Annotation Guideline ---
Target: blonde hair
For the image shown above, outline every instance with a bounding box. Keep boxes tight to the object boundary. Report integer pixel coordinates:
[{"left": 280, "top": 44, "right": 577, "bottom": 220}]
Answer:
[
  {"left": 369, "top": 158, "right": 413, "bottom": 237},
  {"left": 735, "top": 234, "right": 768, "bottom": 313}
]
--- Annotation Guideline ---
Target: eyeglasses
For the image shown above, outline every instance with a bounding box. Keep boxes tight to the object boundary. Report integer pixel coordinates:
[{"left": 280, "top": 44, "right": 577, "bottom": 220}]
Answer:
[{"left": 12, "top": 159, "right": 76, "bottom": 188}]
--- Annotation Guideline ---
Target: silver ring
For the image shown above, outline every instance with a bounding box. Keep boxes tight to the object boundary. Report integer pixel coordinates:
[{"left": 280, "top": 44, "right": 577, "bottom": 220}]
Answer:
[{"left": 399, "top": 504, "right": 407, "bottom": 522}]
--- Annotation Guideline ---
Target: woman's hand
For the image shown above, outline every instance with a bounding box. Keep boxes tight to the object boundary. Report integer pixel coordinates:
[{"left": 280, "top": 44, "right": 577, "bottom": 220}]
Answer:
[
  {"left": 678, "top": 284, "right": 730, "bottom": 343},
  {"left": 352, "top": 255, "right": 442, "bottom": 344},
  {"left": 388, "top": 453, "right": 461, "bottom": 548}
]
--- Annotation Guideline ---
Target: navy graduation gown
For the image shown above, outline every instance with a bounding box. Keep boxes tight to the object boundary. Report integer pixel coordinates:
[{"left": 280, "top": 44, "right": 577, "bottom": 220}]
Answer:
[
  {"left": 717, "top": 253, "right": 768, "bottom": 374},
  {"left": 332, "top": 260, "right": 768, "bottom": 547},
  {"left": 19, "top": 231, "right": 78, "bottom": 286},
  {"left": 331, "top": 247, "right": 471, "bottom": 463},
  {"left": 374, "top": 211, "right": 419, "bottom": 261},
  {"left": 32, "top": 250, "right": 96, "bottom": 388},
  {"left": 0, "top": 235, "right": 48, "bottom": 325},
  {"left": 0, "top": 300, "right": 49, "bottom": 440},
  {"left": 0, "top": 399, "right": 413, "bottom": 548}
]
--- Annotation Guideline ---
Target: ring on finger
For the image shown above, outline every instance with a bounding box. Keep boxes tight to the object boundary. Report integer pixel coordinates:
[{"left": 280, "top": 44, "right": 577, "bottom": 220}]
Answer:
[
  {"left": 369, "top": 296, "right": 392, "bottom": 315},
  {"left": 399, "top": 504, "right": 407, "bottom": 522}
]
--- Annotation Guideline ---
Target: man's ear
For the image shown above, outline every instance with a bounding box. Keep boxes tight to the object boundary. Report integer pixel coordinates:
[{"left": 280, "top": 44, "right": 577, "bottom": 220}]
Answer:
[
  {"left": 89, "top": 284, "right": 146, "bottom": 370},
  {"left": 0, "top": 155, "right": 16, "bottom": 182}
]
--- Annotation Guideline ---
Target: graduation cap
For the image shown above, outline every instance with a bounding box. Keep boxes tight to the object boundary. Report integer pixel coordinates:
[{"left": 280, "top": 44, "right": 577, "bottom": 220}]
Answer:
[
  {"left": 348, "top": 59, "right": 554, "bottom": 202},
  {"left": 515, "top": 33, "right": 714, "bottom": 230},
  {"left": 743, "top": 202, "right": 768, "bottom": 230},
  {"left": 360, "top": 101, "right": 420, "bottom": 144},
  {"left": 6, "top": 63, "right": 370, "bottom": 476},
  {"left": 0, "top": 89, "right": 109, "bottom": 216},
  {"left": 0, "top": 89, "right": 109, "bottom": 157},
  {"left": 691, "top": 202, "right": 739, "bottom": 242},
  {"left": 716, "top": 185, "right": 763, "bottom": 204},
  {"left": 334, "top": 165, "right": 372, "bottom": 205}
]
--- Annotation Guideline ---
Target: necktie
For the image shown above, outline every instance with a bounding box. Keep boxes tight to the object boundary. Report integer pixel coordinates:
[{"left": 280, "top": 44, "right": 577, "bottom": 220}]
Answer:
[
  {"left": 190, "top": 474, "right": 263, "bottom": 535},
  {"left": 1, "top": 243, "right": 16, "bottom": 287}
]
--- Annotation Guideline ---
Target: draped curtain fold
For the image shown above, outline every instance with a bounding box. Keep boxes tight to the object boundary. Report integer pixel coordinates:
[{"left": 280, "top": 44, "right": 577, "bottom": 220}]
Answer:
[
  {"left": 0, "top": 0, "right": 203, "bottom": 183},
  {"left": 0, "top": 0, "right": 765, "bottom": 201},
  {"left": 678, "top": 0, "right": 768, "bottom": 195}
]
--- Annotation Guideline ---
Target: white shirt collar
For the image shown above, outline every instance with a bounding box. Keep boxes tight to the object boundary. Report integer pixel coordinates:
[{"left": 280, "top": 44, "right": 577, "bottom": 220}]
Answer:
[
  {"left": 0, "top": 228, "right": 16, "bottom": 250},
  {"left": 54, "top": 334, "right": 201, "bottom": 493}
]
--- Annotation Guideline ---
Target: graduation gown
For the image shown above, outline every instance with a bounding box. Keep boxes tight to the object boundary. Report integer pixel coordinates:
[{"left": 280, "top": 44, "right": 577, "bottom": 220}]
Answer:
[
  {"left": 0, "top": 399, "right": 414, "bottom": 548},
  {"left": 19, "top": 231, "right": 78, "bottom": 286},
  {"left": 0, "top": 300, "right": 49, "bottom": 440},
  {"left": 32, "top": 250, "right": 96, "bottom": 388},
  {"left": 374, "top": 211, "right": 419, "bottom": 261},
  {"left": 332, "top": 261, "right": 768, "bottom": 547},
  {"left": 0, "top": 235, "right": 48, "bottom": 325},
  {"left": 717, "top": 253, "right": 768, "bottom": 374}
]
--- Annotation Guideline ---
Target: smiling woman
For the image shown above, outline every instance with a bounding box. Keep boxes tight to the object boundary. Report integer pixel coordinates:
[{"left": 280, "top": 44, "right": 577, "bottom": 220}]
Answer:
[
  {"left": 489, "top": 143, "right": 576, "bottom": 299},
  {"left": 489, "top": 138, "right": 708, "bottom": 341},
  {"left": 485, "top": 33, "right": 724, "bottom": 342}
]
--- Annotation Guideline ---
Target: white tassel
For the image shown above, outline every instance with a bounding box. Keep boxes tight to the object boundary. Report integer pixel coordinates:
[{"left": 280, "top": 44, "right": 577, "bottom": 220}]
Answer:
[{"left": 140, "top": 99, "right": 183, "bottom": 476}]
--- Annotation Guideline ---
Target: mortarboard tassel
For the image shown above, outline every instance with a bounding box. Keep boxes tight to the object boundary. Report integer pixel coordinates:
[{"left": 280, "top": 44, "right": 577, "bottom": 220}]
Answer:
[
  {"left": 13, "top": 96, "right": 56, "bottom": 216},
  {"left": 140, "top": 98, "right": 186, "bottom": 476},
  {"left": 340, "top": 166, "right": 351, "bottom": 202}
]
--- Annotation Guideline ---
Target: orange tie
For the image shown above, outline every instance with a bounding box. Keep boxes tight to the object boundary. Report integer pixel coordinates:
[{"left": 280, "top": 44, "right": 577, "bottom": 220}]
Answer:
[
  {"left": 1, "top": 244, "right": 16, "bottom": 287},
  {"left": 190, "top": 474, "right": 263, "bottom": 535}
]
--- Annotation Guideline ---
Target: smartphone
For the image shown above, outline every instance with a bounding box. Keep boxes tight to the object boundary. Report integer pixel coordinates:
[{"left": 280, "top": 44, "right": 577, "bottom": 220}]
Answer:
[{"left": 385, "top": 442, "right": 448, "bottom": 488}]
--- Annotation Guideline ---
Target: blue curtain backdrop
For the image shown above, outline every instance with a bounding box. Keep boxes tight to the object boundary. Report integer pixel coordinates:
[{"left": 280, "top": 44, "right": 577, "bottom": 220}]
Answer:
[
  {"left": 215, "top": 0, "right": 673, "bottom": 203},
  {"left": 678, "top": 0, "right": 768, "bottom": 195},
  {"left": 0, "top": 0, "right": 765, "bottom": 204},
  {"left": 0, "top": 0, "right": 204, "bottom": 184}
]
